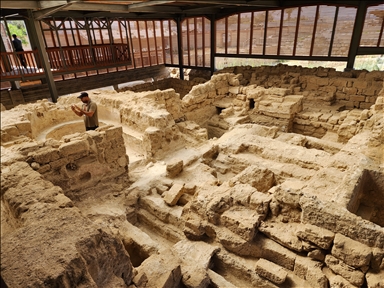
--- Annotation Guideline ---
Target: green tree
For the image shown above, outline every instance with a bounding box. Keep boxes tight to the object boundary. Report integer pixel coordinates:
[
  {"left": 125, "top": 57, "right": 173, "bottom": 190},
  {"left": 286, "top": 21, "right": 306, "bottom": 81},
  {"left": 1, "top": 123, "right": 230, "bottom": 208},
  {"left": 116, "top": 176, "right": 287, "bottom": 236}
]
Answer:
[{"left": 7, "top": 20, "right": 28, "bottom": 45}]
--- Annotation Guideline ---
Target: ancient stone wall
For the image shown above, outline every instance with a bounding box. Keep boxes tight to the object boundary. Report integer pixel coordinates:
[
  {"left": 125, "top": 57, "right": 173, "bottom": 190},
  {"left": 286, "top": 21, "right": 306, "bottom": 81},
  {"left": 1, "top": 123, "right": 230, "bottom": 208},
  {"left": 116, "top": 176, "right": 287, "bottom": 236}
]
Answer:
[
  {"left": 217, "top": 64, "right": 383, "bottom": 109},
  {"left": 1, "top": 125, "right": 129, "bottom": 197},
  {"left": 117, "top": 77, "right": 206, "bottom": 99}
]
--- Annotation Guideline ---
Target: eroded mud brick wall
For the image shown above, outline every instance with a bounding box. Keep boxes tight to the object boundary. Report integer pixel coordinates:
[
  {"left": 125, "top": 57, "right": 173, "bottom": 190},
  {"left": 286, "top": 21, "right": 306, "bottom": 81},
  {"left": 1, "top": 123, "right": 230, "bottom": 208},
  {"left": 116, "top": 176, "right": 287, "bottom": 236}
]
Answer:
[
  {"left": 20, "top": 125, "right": 128, "bottom": 194},
  {"left": 1, "top": 161, "right": 133, "bottom": 287}
]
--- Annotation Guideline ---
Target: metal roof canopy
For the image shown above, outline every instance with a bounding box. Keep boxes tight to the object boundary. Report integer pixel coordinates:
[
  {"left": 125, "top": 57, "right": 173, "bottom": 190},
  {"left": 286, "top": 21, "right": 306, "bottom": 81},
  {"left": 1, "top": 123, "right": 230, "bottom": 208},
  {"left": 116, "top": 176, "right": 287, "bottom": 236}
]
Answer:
[{"left": 1, "top": 0, "right": 383, "bottom": 20}]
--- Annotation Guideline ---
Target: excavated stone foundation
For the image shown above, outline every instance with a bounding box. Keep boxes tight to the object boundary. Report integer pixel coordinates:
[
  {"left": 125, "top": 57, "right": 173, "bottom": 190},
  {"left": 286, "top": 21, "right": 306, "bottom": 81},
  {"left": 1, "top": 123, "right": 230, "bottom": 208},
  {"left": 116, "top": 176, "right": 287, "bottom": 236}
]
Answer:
[{"left": 1, "top": 65, "right": 383, "bottom": 288}]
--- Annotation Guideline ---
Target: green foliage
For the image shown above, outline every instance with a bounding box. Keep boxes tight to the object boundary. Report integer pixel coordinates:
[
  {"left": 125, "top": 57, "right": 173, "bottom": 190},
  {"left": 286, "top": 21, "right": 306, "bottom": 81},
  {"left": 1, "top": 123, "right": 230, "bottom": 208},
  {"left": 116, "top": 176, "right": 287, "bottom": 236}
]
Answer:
[{"left": 7, "top": 21, "right": 28, "bottom": 45}]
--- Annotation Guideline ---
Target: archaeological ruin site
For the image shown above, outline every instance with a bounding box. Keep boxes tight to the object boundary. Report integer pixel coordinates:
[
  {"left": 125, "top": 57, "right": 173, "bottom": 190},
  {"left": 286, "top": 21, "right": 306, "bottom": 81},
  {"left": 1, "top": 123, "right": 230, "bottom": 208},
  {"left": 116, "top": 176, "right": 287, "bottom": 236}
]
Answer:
[
  {"left": 1, "top": 64, "right": 383, "bottom": 287},
  {"left": 1, "top": 0, "right": 384, "bottom": 287}
]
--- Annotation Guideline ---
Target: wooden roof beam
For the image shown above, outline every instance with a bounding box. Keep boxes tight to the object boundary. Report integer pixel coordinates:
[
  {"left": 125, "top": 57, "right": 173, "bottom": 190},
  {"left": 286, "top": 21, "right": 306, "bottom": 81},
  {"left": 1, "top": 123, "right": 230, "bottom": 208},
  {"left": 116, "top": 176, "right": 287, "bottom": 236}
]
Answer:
[{"left": 33, "top": 3, "right": 76, "bottom": 20}]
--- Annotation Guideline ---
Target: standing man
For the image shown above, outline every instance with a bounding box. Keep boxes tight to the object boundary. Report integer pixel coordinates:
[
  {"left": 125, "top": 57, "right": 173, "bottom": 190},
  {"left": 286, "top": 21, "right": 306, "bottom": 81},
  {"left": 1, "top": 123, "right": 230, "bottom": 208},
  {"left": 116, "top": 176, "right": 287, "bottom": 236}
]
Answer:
[
  {"left": 71, "top": 92, "right": 99, "bottom": 131},
  {"left": 12, "top": 34, "right": 27, "bottom": 68}
]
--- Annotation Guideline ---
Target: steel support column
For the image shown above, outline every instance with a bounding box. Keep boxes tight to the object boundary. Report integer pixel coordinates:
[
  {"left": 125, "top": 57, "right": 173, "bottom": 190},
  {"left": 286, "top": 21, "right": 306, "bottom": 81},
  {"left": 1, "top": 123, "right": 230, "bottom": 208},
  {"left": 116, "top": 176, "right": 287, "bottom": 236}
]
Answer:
[
  {"left": 176, "top": 17, "right": 184, "bottom": 80},
  {"left": 27, "top": 10, "right": 58, "bottom": 102},
  {"left": 210, "top": 15, "right": 216, "bottom": 75},
  {"left": 346, "top": 1, "right": 367, "bottom": 70}
]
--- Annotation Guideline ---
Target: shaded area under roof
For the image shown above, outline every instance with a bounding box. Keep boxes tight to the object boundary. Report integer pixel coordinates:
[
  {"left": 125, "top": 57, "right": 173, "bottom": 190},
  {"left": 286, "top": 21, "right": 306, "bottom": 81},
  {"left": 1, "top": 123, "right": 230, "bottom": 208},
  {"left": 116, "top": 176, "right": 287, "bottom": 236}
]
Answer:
[{"left": 1, "top": 0, "right": 383, "bottom": 20}]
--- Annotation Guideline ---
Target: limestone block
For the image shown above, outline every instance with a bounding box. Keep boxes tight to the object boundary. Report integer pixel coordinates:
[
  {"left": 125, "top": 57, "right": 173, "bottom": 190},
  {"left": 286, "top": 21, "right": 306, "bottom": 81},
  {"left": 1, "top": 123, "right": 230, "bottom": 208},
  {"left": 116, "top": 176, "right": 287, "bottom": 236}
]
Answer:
[
  {"left": 228, "top": 165, "right": 275, "bottom": 192},
  {"left": 259, "top": 95, "right": 303, "bottom": 119},
  {"left": 294, "top": 255, "right": 328, "bottom": 288},
  {"left": 374, "top": 96, "right": 384, "bottom": 111},
  {"left": 296, "top": 223, "right": 335, "bottom": 250},
  {"left": 141, "top": 195, "right": 174, "bottom": 222},
  {"left": 236, "top": 94, "right": 247, "bottom": 101},
  {"left": 337, "top": 123, "right": 357, "bottom": 142},
  {"left": 228, "top": 86, "right": 240, "bottom": 94},
  {"left": 245, "top": 85, "right": 266, "bottom": 99},
  {"left": 105, "top": 145, "right": 126, "bottom": 163},
  {"left": 14, "top": 121, "right": 32, "bottom": 137},
  {"left": 31, "top": 147, "right": 60, "bottom": 164},
  {"left": 354, "top": 80, "right": 368, "bottom": 89},
  {"left": 360, "top": 102, "right": 373, "bottom": 109},
  {"left": 153, "top": 183, "right": 168, "bottom": 195},
  {"left": 173, "top": 239, "right": 220, "bottom": 270},
  {"left": 133, "top": 250, "right": 182, "bottom": 288},
  {"left": 294, "top": 118, "right": 311, "bottom": 126},
  {"left": 49, "top": 158, "right": 68, "bottom": 170},
  {"left": 336, "top": 92, "right": 348, "bottom": 100},
  {"left": 273, "top": 185, "right": 302, "bottom": 208},
  {"left": 217, "top": 87, "right": 229, "bottom": 95},
  {"left": 318, "top": 113, "right": 332, "bottom": 122},
  {"left": 215, "top": 226, "right": 262, "bottom": 257},
  {"left": 343, "top": 87, "right": 358, "bottom": 95},
  {"left": 228, "top": 74, "right": 240, "bottom": 86},
  {"left": 317, "top": 77, "right": 329, "bottom": 86},
  {"left": 232, "top": 98, "right": 246, "bottom": 108},
  {"left": 300, "top": 195, "right": 384, "bottom": 249},
  {"left": 308, "top": 249, "right": 326, "bottom": 262},
  {"left": 11, "top": 142, "right": 34, "bottom": 157},
  {"left": 104, "top": 126, "right": 122, "bottom": 141},
  {"left": 143, "top": 127, "right": 163, "bottom": 153},
  {"left": 325, "top": 255, "right": 364, "bottom": 287},
  {"left": 2, "top": 126, "right": 23, "bottom": 143},
  {"left": 320, "top": 85, "right": 337, "bottom": 95},
  {"left": 332, "top": 233, "right": 372, "bottom": 268},
  {"left": 59, "top": 139, "right": 89, "bottom": 157},
  {"left": 249, "top": 191, "right": 272, "bottom": 214},
  {"left": 166, "top": 159, "right": 183, "bottom": 178},
  {"left": 350, "top": 95, "right": 365, "bottom": 102},
  {"left": 214, "top": 79, "right": 228, "bottom": 89},
  {"left": 325, "top": 271, "right": 358, "bottom": 288},
  {"left": 181, "top": 267, "right": 210, "bottom": 288},
  {"left": 364, "top": 85, "right": 379, "bottom": 96},
  {"left": 263, "top": 87, "right": 290, "bottom": 97},
  {"left": 183, "top": 183, "right": 196, "bottom": 195},
  {"left": 183, "top": 212, "right": 206, "bottom": 239},
  {"left": 255, "top": 258, "right": 287, "bottom": 285},
  {"left": 259, "top": 222, "right": 303, "bottom": 252},
  {"left": 117, "top": 155, "right": 128, "bottom": 167},
  {"left": 164, "top": 182, "right": 185, "bottom": 206},
  {"left": 330, "top": 78, "right": 349, "bottom": 87},
  {"left": 37, "top": 163, "right": 51, "bottom": 173},
  {"left": 320, "top": 122, "right": 333, "bottom": 131},
  {"left": 371, "top": 247, "right": 384, "bottom": 272},
  {"left": 207, "top": 269, "right": 237, "bottom": 288},
  {"left": 306, "top": 82, "right": 319, "bottom": 91},
  {"left": 227, "top": 183, "right": 257, "bottom": 207},
  {"left": 255, "top": 235, "right": 297, "bottom": 270},
  {"left": 365, "top": 269, "right": 384, "bottom": 288},
  {"left": 119, "top": 221, "right": 160, "bottom": 262},
  {"left": 221, "top": 207, "right": 263, "bottom": 241}
]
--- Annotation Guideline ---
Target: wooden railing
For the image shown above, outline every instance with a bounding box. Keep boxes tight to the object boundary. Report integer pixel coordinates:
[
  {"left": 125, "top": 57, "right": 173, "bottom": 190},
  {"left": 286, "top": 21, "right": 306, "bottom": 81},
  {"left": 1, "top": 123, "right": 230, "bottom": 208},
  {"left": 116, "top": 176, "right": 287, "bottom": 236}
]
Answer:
[
  {"left": 0, "top": 50, "right": 44, "bottom": 79},
  {"left": 1, "top": 44, "right": 132, "bottom": 81}
]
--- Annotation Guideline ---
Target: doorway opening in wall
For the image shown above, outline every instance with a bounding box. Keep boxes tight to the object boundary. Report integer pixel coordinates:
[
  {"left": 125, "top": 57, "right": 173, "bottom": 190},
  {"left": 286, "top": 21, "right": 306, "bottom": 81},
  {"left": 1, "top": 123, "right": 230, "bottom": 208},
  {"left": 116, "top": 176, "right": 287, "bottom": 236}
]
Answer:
[
  {"left": 348, "top": 170, "right": 384, "bottom": 227},
  {"left": 216, "top": 106, "right": 224, "bottom": 114},
  {"left": 249, "top": 98, "right": 255, "bottom": 110}
]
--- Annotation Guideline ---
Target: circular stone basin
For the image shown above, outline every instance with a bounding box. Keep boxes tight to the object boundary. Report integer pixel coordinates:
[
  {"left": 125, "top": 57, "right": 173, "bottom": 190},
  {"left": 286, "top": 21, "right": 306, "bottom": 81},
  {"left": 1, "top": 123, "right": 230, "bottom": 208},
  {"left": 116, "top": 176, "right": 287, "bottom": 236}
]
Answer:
[
  {"left": 45, "top": 121, "right": 85, "bottom": 140},
  {"left": 36, "top": 121, "right": 105, "bottom": 141}
]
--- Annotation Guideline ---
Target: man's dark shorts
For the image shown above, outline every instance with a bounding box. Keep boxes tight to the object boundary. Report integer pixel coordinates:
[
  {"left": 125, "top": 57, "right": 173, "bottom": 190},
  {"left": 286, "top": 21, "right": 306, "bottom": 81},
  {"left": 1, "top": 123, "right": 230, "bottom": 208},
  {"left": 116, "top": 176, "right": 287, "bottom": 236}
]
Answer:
[{"left": 86, "top": 126, "right": 98, "bottom": 131}]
